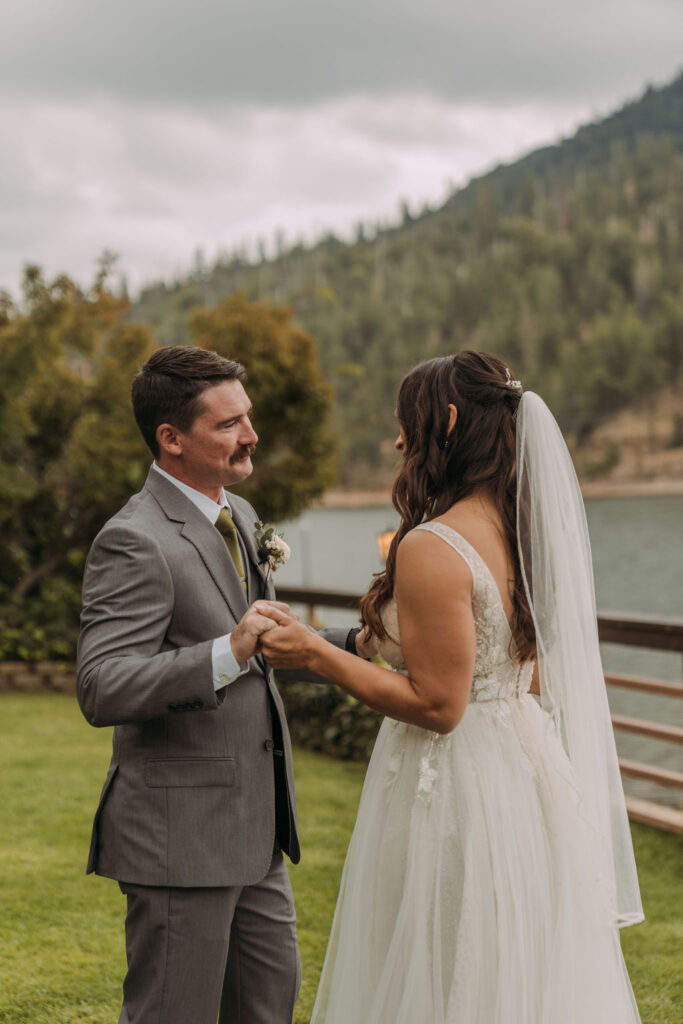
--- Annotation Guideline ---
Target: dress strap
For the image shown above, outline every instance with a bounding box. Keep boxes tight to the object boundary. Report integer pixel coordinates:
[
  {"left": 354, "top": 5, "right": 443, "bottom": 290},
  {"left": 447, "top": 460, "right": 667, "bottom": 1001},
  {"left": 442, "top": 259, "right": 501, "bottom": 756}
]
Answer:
[
  {"left": 414, "top": 522, "right": 513, "bottom": 637},
  {"left": 413, "top": 522, "right": 485, "bottom": 583}
]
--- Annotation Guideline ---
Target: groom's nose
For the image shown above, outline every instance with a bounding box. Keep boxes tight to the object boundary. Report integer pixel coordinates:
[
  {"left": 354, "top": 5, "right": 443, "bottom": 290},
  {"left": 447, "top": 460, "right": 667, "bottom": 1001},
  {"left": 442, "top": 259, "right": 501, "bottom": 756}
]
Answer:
[{"left": 241, "top": 416, "right": 258, "bottom": 445}]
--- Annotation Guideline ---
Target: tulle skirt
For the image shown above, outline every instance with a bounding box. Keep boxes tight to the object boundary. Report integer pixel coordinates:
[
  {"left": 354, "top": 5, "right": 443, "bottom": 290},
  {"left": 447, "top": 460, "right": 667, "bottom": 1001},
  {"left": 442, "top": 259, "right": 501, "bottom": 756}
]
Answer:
[{"left": 311, "top": 694, "right": 641, "bottom": 1024}]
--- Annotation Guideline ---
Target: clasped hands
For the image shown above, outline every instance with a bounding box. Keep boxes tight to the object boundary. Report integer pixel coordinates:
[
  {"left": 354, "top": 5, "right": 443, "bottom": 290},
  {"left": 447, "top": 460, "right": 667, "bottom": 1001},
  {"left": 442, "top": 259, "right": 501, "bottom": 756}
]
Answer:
[
  {"left": 230, "top": 600, "right": 375, "bottom": 667},
  {"left": 229, "top": 600, "right": 309, "bottom": 667}
]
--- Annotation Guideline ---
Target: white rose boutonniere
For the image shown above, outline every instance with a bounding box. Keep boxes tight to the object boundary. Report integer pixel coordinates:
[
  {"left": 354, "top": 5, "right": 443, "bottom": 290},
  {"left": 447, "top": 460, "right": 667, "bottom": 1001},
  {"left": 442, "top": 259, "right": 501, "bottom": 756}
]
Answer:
[{"left": 254, "top": 520, "right": 291, "bottom": 584}]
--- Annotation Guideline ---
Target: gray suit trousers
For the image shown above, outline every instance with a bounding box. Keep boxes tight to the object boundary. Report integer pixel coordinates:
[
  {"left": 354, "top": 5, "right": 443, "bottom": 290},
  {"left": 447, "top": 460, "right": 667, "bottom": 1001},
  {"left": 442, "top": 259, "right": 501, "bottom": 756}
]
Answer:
[{"left": 117, "top": 852, "right": 301, "bottom": 1024}]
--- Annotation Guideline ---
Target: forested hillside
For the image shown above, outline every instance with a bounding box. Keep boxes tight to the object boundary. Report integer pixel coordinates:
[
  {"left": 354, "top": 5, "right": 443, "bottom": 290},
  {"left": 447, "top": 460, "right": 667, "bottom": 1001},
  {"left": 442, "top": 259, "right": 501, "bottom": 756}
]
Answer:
[{"left": 132, "top": 74, "right": 683, "bottom": 486}]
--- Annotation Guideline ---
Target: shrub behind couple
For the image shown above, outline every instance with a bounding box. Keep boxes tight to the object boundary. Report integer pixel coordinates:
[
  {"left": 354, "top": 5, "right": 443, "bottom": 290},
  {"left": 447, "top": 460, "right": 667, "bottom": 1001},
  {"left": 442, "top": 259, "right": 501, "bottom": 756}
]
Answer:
[{"left": 78, "top": 345, "right": 643, "bottom": 1024}]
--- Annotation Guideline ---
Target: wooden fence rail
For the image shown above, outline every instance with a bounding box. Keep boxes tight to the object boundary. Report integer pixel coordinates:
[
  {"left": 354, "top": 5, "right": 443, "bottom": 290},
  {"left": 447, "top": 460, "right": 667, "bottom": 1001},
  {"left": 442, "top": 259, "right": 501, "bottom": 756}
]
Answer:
[
  {"left": 277, "top": 587, "right": 683, "bottom": 835},
  {"left": 0, "top": 597, "right": 680, "bottom": 832}
]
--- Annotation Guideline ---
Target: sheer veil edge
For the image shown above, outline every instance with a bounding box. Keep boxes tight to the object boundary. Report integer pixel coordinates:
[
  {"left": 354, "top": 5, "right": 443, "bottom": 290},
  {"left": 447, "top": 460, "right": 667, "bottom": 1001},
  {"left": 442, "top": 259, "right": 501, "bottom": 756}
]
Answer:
[{"left": 516, "top": 391, "right": 643, "bottom": 928}]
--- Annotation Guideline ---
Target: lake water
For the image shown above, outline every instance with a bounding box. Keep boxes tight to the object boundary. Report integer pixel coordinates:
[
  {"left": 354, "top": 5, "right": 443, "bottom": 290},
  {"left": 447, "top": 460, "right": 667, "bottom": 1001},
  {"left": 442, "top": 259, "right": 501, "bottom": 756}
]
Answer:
[{"left": 274, "top": 494, "right": 683, "bottom": 806}]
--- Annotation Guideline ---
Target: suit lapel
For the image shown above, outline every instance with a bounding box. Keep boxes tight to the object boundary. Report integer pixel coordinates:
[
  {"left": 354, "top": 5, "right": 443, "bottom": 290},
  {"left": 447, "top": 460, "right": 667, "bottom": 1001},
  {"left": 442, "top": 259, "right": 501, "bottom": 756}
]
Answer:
[
  {"left": 179, "top": 520, "right": 249, "bottom": 621},
  {"left": 144, "top": 470, "right": 248, "bottom": 624}
]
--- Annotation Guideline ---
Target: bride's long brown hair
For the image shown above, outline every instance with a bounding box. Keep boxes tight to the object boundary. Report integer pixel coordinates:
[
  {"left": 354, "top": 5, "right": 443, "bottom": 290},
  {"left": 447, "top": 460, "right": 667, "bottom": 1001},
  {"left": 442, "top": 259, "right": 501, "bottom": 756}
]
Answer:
[{"left": 360, "top": 351, "right": 536, "bottom": 662}]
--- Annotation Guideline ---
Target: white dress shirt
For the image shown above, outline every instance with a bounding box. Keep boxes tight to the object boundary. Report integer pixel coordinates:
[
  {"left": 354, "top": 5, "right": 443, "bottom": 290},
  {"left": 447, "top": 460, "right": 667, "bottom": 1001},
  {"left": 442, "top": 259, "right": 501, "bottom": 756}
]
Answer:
[{"left": 151, "top": 462, "right": 249, "bottom": 690}]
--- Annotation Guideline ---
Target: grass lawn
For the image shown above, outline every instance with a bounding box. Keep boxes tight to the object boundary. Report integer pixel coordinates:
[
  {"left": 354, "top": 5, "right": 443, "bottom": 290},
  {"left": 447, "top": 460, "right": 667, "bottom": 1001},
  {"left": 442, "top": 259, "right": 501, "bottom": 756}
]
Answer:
[{"left": 0, "top": 693, "right": 680, "bottom": 1023}]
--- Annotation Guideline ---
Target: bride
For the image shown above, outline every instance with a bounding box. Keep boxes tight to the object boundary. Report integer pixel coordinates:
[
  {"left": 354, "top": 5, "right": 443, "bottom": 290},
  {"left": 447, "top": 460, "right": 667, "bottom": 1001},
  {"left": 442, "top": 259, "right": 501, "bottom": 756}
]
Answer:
[{"left": 259, "top": 351, "right": 643, "bottom": 1023}]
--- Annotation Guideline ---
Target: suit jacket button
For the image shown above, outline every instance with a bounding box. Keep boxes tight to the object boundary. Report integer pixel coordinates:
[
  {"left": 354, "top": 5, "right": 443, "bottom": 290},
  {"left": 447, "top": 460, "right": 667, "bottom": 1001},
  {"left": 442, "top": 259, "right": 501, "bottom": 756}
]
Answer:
[
  {"left": 264, "top": 739, "right": 275, "bottom": 751},
  {"left": 191, "top": 699, "right": 203, "bottom": 709}
]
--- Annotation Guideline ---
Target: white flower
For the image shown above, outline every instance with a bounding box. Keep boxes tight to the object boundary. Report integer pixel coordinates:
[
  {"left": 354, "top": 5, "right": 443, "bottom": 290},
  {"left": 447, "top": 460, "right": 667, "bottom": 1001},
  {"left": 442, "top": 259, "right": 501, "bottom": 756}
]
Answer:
[
  {"left": 264, "top": 534, "right": 291, "bottom": 570},
  {"left": 418, "top": 757, "right": 437, "bottom": 795},
  {"left": 253, "top": 520, "right": 291, "bottom": 574}
]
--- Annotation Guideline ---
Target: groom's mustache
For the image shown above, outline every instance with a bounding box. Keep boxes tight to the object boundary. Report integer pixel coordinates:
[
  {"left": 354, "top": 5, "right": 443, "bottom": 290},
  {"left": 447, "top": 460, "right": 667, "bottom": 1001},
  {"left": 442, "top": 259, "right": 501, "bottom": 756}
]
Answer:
[{"left": 230, "top": 442, "right": 257, "bottom": 465}]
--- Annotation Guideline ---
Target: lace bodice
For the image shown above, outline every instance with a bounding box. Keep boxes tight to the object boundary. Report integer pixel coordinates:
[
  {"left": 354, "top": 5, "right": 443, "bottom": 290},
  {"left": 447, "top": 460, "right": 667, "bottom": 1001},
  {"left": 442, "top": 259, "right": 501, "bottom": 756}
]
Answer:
[{"left": 376, "top": 521, "right": 534, "bottom": 703}]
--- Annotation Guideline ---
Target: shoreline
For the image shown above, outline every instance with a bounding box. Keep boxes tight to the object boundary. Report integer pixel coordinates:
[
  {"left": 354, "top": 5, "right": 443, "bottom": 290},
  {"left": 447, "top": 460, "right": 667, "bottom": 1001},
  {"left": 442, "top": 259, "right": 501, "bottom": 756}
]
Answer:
[{"left": 320, "top": 478, "right": 683, "bottom": 508}]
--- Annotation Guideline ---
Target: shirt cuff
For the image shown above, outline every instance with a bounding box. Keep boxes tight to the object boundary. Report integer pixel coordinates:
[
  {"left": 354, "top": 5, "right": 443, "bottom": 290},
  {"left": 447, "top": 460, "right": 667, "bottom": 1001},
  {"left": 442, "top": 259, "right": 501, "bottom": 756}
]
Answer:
[
  {"left": 345, "top": 627, "right": 361, "bottom": 654},
  {"left": 212, "top": 634, "right": 249, "bottom": 690}
]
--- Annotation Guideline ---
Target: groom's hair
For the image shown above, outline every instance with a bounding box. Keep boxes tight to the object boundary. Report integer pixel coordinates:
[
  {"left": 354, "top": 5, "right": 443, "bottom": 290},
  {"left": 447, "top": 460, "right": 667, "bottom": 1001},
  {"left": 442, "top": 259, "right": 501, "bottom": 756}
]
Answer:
[{"left": 132, "top": 345, "right": 246, "bottom": 457}]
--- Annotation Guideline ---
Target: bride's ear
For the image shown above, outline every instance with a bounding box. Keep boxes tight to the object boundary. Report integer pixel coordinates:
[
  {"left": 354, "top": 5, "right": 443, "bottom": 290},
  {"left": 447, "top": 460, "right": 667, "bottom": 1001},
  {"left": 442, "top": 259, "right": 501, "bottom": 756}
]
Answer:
[{"left": 447, "top": 404, "right": 458, "bottom": 438}]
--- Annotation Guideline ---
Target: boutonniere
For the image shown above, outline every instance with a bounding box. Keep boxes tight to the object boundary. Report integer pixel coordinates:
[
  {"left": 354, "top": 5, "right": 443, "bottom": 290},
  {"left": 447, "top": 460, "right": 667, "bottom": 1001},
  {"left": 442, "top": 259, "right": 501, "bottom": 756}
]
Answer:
[{"left": 253, "top": 520, "right": 291, "bottom": 584}]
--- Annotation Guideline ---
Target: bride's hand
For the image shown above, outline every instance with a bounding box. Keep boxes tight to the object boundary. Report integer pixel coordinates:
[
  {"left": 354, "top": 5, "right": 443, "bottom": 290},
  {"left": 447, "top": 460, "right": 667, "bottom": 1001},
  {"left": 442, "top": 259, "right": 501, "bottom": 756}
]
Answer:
[{"left": 255, "top": 604, "right": 318, "bottom": 668}]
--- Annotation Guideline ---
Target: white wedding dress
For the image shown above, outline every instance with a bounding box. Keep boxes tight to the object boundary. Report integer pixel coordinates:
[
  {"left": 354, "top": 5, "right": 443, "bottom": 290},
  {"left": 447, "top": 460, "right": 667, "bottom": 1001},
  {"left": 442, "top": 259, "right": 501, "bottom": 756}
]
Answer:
[{"left": 311, "top": 522, "right": 641, "bottom": 1024}]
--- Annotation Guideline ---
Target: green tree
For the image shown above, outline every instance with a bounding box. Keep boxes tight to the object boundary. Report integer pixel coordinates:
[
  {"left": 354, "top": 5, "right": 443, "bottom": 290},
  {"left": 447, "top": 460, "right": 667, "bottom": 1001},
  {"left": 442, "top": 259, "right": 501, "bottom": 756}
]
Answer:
[
  {"left": 189, "top": 292, "right": 336, "bottom": 521},
  {"left": 0, "top": 264, "right": 156, "bottom": 660},
  {"left": 473, "top": 181, "right": 500, "bottom": 252},
  {"left": 0, "top": 273, "right": 338, "bottom": 660}
]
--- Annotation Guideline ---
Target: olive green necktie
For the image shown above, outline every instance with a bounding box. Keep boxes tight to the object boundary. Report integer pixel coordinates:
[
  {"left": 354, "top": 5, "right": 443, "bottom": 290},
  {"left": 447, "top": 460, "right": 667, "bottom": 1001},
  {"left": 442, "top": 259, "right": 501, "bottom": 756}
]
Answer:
[{"left": 215, "top": 508, "right": 247, "bottom": 592}]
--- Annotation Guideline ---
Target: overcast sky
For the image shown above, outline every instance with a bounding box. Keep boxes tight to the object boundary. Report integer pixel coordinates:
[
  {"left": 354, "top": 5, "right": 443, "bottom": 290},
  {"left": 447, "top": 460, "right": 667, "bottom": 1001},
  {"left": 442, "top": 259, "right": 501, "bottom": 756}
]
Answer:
[{"left": 1, "top": 0, "right": 681, "bottom": 298}]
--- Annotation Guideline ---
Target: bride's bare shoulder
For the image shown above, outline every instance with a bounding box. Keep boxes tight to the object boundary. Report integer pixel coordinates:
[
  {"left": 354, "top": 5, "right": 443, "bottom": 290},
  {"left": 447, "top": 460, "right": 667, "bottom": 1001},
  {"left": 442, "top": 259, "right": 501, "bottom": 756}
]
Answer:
[
  {"left": 430, "top": 499, "right": 515, "bottom": 616},
  {"left": 396, "top": 524, "right": 473, "bottom": 589}
]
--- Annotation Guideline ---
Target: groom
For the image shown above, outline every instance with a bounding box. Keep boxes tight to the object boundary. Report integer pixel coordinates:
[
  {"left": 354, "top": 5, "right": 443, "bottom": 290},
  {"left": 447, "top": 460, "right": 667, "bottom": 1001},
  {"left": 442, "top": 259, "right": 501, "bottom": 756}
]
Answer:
[{"left": 77, "top": 345, "right": 351, "bottom": 1024}]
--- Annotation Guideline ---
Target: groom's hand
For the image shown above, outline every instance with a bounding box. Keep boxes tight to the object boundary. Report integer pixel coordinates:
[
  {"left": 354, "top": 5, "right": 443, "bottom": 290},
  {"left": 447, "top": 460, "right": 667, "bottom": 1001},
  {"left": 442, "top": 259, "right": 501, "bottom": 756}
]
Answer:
[{"left": 230, "top": 601, "right": 297, "bottom": 664}]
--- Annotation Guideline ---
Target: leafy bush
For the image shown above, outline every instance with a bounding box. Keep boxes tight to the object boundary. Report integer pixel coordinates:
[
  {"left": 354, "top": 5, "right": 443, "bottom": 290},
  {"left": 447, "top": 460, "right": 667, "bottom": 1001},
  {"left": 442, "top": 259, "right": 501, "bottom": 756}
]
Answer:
[
  {"left": 0, "top": 581, "right": 81, "bottom": 662},
  {"left": 276, "top": 678, "right": 381, "bottom": 762}
]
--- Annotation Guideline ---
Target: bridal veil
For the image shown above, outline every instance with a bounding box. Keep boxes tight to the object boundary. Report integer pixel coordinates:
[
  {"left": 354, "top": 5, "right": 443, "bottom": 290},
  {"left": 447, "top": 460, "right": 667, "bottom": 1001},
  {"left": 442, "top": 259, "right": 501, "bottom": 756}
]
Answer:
[{"left": 516, "top": 391, "right": 643, "bottom": 928}]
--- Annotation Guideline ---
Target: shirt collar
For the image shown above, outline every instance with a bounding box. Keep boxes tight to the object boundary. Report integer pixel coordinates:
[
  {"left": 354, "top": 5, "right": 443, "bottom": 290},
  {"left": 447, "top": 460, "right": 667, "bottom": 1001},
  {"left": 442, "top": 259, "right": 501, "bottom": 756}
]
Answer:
[{"left": 151, "top": 462, "right": 230, "bottom": 525}]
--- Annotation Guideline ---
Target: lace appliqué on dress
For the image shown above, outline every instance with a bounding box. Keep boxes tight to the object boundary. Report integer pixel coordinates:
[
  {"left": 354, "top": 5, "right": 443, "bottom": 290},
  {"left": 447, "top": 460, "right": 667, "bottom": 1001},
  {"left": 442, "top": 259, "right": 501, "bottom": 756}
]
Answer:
[{"left": 417, "top": 734, "right": 446, "bottom": 803}]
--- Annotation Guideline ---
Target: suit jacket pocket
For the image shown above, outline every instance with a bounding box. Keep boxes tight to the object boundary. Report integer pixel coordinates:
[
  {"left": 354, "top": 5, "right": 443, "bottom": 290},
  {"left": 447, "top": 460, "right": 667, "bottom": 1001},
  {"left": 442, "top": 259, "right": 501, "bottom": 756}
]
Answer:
[{"left": 145, "top": 757, "right": 238, "bottom": 788}]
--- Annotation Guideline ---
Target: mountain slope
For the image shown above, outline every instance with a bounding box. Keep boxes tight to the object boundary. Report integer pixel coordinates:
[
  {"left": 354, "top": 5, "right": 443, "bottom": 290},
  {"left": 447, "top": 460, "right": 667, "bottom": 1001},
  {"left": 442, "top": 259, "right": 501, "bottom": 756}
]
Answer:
[
  {"left": 132, "top": 73, "right": 683, "bottom": 486},
  {"left": 443, "top": 72, "right": 683, "bottom": 216}
]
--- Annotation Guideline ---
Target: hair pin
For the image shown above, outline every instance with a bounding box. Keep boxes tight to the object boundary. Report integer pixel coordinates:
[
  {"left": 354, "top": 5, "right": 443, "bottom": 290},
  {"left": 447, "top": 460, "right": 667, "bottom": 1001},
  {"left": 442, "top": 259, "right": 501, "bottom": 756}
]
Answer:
[{"left": 505, "top": 368, "right": 523, "bottom": 392}]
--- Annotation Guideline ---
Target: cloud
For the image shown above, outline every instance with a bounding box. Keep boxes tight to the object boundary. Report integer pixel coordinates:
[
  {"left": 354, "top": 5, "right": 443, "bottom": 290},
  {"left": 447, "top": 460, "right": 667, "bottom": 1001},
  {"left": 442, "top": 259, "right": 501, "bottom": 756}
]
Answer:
[
  {"left": 2, "top": 0, "right": 681, "bottom": 107},
  {"left": 1, "top": 1, "right": 681, "bottom": 297},
  {"left": 0, "top": 93, "right": 594, "bottom": 296}
]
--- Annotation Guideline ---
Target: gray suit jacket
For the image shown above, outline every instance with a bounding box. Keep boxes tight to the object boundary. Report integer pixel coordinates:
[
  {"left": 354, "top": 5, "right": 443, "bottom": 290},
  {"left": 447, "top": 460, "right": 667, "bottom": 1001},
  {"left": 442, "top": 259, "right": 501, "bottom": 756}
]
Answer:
[{"left": 77, "top": 468, "right": 346, "bottom": 888}]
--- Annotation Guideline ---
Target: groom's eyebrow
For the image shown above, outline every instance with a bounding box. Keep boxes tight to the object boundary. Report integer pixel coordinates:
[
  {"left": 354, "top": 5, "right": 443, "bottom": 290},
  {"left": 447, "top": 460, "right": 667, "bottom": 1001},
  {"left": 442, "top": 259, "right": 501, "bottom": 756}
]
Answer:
[{"left": 216, "top": 405, "right": 253, "bottom": 427}]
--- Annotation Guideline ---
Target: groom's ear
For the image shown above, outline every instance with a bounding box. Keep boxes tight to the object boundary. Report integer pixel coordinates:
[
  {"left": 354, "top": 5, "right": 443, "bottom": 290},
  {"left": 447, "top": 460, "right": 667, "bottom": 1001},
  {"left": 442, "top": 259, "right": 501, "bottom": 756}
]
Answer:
[{"left": 156, "top": 423, "right": 184, "bottom": 456}]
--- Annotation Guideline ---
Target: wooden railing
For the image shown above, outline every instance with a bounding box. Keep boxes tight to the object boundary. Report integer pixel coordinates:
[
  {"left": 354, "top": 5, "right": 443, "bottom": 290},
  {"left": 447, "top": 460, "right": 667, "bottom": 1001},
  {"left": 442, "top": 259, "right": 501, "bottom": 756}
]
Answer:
[
  {"left": 276, "top": 588, "right": 683, "bottom": 835},
  {"left": 599, "top": 613, "right": 683, "bottom": 836}
]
